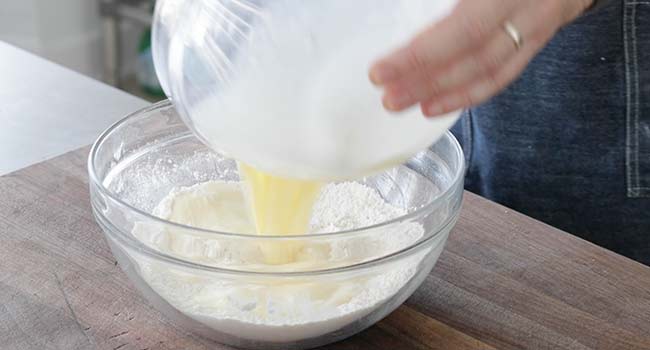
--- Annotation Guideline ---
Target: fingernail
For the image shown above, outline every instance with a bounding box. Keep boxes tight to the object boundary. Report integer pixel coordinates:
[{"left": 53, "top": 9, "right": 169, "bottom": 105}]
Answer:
[
  {"left": 384, "top": 91, "right": 412, "bottom": 111},
  {"left": 383, "top": 97, "right": 399, "bottom": 111},
  {"left": 425, "top": 104, "right": 444, "bottom": 117},
  {"left": 370, "top": 64, "right": 398, "bottom": 85}
]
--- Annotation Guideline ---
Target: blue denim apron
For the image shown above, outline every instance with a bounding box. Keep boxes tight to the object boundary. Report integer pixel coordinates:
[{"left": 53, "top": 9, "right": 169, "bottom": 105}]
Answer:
[{"left": 451, "top": 0, "right": 650, "bottom": 264}]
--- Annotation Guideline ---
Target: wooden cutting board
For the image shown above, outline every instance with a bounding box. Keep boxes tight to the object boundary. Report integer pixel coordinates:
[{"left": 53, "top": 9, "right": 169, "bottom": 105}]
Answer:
[{"left": 2, "top": 147, "right": 650, "bottom": 350}]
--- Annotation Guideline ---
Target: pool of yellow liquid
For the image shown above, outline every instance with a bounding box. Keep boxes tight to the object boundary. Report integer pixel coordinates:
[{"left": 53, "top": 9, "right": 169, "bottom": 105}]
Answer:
[{"left": 239, "top": 163, "right": 323, "bottom": 265}]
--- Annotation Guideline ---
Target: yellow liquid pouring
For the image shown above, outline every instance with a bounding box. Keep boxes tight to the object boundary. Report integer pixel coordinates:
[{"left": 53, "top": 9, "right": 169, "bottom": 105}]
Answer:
[{"left": 239, "top": 163, "right": 323, "bottom": 265}]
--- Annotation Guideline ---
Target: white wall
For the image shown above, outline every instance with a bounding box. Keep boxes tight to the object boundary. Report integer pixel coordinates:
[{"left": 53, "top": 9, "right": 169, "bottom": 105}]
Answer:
[
  {"left": 0, "top": 0, "right": 105, "bottom": 80},
  {"left": 0, "top": 0, "right": 145, "bottom": 82}
]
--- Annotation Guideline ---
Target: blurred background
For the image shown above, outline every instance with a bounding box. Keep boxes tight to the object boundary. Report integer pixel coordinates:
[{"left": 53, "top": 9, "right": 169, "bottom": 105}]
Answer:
[{"left": 0, "top": 0, "right": 164, "bottom": 102}]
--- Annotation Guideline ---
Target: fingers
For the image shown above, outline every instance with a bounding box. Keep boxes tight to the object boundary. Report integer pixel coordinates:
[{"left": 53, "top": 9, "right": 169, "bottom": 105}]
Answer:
[
  {"left": 420, "top": 26, "right": 543, "bottom": 116},
  {"left": 381, "top": 25, "right": 521, "bottom": 111},
  {"left": 418, "top": 1, "right": 570, "bottom": 116},
  {"left": 369, "top": 0, "right": 521, "bottom": 86},
  {"left": 370, "top": 0, "right": 593, "bottom": 116}
]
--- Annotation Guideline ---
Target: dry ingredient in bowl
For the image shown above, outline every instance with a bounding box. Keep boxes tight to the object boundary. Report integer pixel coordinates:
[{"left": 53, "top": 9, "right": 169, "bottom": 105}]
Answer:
[{"left": 133, "top": 181, "right": 427, "bottom": 342}]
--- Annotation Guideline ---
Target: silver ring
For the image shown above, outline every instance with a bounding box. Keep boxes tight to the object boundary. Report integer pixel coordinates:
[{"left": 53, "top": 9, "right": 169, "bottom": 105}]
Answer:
[{"left": 503, "top": 21, "right": 523, "bottom": 50}]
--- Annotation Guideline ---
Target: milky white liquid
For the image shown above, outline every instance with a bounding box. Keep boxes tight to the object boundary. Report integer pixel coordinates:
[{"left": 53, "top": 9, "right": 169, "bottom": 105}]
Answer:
[
  {"left": 172, "top": 0, "right": 461, "bottom": 179},
  {"left": 182, "top": 0, "right": 459, "bottom": 268}
]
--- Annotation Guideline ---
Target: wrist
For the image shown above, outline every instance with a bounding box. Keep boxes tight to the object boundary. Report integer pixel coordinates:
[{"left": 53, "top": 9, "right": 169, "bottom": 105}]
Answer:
[
  {"left": 559, "top": 0, "right": 595, "bottom": 25},
  {"left": 584, "top": 0, "right": 608, "bottom": 14},
  {"left": 582, "top": 0, "right": 595, "bottom": 11}
]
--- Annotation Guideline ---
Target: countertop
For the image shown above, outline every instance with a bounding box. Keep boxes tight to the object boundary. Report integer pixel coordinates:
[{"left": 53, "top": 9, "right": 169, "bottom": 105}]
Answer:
[
  {"left": 1, "top": 41, "right": 649, "bottom": 350},
  {"left": 0, "top": 41, "right": 146, "bottom": 175}
]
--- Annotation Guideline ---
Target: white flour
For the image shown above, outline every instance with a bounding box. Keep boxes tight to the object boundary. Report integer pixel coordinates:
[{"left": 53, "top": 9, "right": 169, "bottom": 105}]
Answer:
[{"left": 133, "top": 181, "right": 427, "bottom": 342}]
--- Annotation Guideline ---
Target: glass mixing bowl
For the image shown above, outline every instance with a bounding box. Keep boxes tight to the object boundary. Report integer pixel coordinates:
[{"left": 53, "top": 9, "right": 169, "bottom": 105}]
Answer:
[
  {"left": 88, "top": 101, "right": 465, "bottom": 350},
  {"left": 152, "top": 0, "right": 461, "bottom": 180}
]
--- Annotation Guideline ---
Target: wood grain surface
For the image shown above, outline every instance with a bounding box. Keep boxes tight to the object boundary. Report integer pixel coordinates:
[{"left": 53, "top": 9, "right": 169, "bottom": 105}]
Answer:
[{"left": 1, "top": 147, "right": 650, "bottom": 350}]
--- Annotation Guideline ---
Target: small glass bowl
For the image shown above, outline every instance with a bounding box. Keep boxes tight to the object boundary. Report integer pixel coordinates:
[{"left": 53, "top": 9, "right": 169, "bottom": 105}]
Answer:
[{"left": 88, "top": 100, "right": 464, "bottom": 349}]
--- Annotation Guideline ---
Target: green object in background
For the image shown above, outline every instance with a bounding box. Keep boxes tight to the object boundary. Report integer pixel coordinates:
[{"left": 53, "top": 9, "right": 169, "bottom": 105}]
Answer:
[{"left": 137, "top": 28, "right": 165, "bottom": 97}]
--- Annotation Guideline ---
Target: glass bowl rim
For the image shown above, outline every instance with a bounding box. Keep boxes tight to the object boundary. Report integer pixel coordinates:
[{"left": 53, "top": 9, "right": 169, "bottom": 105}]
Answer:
[
  {"left": 96, "top": 202, "right": 461, "bottom": 276},
  {"left": 88, "top": 100, "right": 465, "bottom": 239},
  {"left": 89, "top": 100, "right": 465, "bottom": 239},
  {"left": 88, "top": 100, "right": 465, "bottom": 275}
]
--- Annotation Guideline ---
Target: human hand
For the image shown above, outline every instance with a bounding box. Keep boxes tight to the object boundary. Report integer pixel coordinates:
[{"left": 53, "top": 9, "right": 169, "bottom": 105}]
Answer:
[{"left": 369, "top": 0, "right": 594, "bottom": 116}]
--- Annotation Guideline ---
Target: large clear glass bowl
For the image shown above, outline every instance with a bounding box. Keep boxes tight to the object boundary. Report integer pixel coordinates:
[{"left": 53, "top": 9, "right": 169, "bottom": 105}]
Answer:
[{"left": 88, "top": 100, "right": 464, "bottom": 349}]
